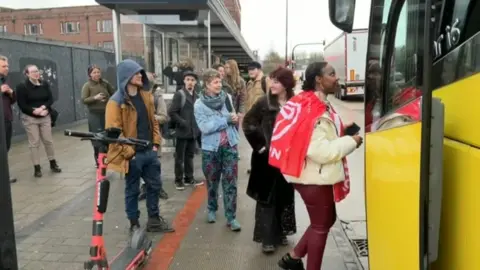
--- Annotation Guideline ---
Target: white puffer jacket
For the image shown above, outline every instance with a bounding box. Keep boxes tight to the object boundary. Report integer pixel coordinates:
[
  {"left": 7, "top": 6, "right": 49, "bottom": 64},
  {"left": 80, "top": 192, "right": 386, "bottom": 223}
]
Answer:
[{"left": 284, "top": 112, "right": 357, "bottom": 186}]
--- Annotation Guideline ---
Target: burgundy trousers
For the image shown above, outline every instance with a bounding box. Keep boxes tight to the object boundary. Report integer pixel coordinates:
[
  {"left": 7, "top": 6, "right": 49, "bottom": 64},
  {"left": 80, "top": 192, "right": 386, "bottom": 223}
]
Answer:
[{"left": 293, "top": 184, "right": 336, "bottom": 270}]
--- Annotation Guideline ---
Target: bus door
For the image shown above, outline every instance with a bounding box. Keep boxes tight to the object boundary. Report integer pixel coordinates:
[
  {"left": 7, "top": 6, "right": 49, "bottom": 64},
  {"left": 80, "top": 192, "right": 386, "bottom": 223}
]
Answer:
[{"left": 328, "top": 0, "right": 444, "bottom": 269}]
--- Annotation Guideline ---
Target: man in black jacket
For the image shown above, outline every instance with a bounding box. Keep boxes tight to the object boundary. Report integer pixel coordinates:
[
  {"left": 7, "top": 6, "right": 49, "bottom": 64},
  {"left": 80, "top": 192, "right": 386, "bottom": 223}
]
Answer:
[
  {"left": 0, "top": 55, "right": 17, "bottom": 183},
  {"left": 168, "top": 71, "right": 203, "bottom": 190}
]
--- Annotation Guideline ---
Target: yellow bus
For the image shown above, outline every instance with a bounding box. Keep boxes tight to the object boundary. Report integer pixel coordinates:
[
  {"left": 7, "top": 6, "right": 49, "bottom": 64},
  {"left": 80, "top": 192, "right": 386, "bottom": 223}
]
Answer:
[{"left": 328, "top": 0, "right": 480, "bottom": 269}]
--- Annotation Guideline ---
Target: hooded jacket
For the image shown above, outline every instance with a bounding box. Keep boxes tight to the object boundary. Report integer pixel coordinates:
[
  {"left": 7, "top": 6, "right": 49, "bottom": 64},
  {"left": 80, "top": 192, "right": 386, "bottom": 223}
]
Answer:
[{"left": 105, "top": 59, "right": 161, "bottom": 173}]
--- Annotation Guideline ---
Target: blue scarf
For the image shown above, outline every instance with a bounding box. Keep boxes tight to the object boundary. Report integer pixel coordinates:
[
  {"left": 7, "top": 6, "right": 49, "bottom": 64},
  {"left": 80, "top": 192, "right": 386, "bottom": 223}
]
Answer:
[{"left": 201, "top": 90, "right": 226, "bottom": 111}]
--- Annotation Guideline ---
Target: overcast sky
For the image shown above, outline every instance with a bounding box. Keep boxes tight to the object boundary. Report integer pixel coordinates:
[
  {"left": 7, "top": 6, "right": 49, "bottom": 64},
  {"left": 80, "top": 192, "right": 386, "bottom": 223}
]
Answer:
[{"left": 0, "top": 0, "right": 371, "bottom": 58}]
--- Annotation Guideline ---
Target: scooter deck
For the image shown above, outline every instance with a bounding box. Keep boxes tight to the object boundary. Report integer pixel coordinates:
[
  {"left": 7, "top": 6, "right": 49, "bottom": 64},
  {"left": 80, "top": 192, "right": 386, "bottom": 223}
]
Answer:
[{"left": 110, "top": 240, "right": 152, "bottom": 269}]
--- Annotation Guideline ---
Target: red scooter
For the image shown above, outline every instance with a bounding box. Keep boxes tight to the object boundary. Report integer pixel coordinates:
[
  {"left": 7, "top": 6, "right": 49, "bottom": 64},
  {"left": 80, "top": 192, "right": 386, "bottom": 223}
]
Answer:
[{"left": 64, "top": 128, "right": 152, "bottom": 270}]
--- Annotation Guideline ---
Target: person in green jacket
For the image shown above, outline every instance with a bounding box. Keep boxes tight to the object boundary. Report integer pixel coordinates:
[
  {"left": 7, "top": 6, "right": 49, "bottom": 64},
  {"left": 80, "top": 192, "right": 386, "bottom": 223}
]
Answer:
[{"left": 81, "top": 65, "right": 115, "bottom": 167}]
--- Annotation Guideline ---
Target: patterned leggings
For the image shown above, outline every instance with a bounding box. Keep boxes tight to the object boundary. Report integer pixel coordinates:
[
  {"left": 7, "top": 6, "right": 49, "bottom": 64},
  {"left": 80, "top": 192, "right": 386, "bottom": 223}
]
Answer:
[{"left": 202, "top": 144, "right": 239, "bottom": 221}]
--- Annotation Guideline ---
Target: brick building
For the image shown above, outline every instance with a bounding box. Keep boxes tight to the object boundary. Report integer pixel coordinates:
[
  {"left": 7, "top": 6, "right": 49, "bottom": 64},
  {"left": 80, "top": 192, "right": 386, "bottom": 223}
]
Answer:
[
  {"left": 0, "top": 5, "right": 145, "bottom": 55},
  {"left": 0, "top": 2, "right": 241, "bottom": 54},
  {"left": 224, "top": 0, "right": 241, "bottom": 28}
]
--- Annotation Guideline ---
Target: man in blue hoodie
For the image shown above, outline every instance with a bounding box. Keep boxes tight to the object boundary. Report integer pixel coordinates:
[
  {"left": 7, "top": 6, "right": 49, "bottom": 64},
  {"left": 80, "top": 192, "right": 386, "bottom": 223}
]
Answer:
[{"left": 105, "top": 59, "right": 174, "bottom": 233}]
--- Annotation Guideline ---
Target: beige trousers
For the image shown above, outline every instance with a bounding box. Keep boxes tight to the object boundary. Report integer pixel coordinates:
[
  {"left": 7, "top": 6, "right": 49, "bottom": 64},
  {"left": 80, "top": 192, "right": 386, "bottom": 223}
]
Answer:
[{"left": 21, "top": 114, "right": 56, "bottom": 165}]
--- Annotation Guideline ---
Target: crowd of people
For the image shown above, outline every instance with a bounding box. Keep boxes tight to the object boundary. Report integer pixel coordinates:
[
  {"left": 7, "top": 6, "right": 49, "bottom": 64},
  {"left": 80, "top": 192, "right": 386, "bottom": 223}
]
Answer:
[{"left": 1, "top": 53, "right": 364, "bottom": 270}]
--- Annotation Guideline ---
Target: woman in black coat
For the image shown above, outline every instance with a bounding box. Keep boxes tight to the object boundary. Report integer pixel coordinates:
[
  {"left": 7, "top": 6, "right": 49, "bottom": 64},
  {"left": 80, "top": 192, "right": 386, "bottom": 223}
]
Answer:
[{"left": 242, "top": 67, "right": 297, "bottom": 254}]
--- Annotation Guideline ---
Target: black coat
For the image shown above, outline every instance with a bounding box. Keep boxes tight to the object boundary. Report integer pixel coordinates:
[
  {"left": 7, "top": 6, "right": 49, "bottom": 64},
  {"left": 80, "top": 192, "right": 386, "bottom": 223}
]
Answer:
[
  {"left": 168, "top": 89, "right": 199, "bottom": 139},
  {"left": 242, "top": 91, "right": 295, "bottom": 206}
]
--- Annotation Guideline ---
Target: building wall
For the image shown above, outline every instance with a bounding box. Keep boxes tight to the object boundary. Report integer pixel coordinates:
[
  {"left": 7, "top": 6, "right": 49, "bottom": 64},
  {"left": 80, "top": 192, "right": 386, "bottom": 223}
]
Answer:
[
  {"left": 0, "top": 5, "right": 144, "bottom": 55},
  {"left": 223, "top": 0, "right": 241, "bottom": 28},
  {"left": 0, "top": 34, "right": 145, "bottom": 137}
]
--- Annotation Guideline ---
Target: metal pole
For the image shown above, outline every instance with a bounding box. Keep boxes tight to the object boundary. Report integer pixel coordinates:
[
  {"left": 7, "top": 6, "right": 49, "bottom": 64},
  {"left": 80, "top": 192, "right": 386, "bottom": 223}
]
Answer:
[
  {"left": 285, "top": 0, "right": 289, "bottom": 67},
  {"left": 0, "top": 93, "right": 18, "bottom": 270},
  {"left": 207, "top": 10, "right": 212, "bottom": 68},
  {"left": 142, "top": 24, "right": 149, "bottom": 70},
  {"left": 112, "top": 8, "right": 122, "bottom": 65}
]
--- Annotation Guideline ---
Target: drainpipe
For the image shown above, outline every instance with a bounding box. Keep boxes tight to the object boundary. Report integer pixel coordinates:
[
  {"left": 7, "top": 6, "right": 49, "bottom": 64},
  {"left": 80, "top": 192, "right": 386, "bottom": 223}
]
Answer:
[
  {"left": 207, "top": 11, "right": 211, "bottom": 68},
  {"left": 85, "top": 15, "right": 90, "bottom": 45}
]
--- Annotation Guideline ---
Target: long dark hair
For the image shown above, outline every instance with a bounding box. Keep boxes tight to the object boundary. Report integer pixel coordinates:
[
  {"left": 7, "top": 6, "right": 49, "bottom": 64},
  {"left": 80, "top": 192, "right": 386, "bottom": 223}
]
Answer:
[{"left": 302, "top": 62, "right": 328, "bottom": 91}]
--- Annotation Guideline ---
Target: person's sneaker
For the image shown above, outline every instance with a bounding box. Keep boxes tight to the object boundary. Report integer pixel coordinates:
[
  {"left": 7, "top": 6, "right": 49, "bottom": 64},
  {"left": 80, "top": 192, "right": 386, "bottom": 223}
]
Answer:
[
  {"left": 185, "top": 178, "right": 204, "bottom": 187},
  {"left": 279, "top": 236, "right": 289, "bottom": 246},
  {"left": 278, "top": 253, "right": 305, "bottom": 270},
  {"left": 146, "top": 216, "right": 175, "bottom": 233},
  {"left": 207, "top": 211, "right": 216, "bottom": 223},
  {"left": 129, "top": 219, "right": 141, "bottom": 233},
  {"left": 138, "top": 184, "right": 147, "bottom": 201},
  {"left": 159, "top": 188, "right": 169, "bottom": 200},
  {"left": 262, "top": 244, "right": 276, "bottom": 254},
  {"left": 175, "top": 181, "right": 185, "bottom": 190},
  {"left": 9, "top": 178, "right": 17, "bottom": 183},
  {"left": 227, "top": 219, "right": 241, "bottom": 231}
]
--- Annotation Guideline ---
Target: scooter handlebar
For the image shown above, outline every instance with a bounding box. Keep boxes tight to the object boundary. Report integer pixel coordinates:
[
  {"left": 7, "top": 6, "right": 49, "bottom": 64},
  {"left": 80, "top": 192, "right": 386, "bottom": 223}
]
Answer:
[
  {"left": 64, "top": 130, "right": 94, "bottom": 138},
  {"left": 64, "top": 129, "right": 151, "bottom": 147},
  {"left": 114, "top": 137, "right": 151, "bottom": 148}
]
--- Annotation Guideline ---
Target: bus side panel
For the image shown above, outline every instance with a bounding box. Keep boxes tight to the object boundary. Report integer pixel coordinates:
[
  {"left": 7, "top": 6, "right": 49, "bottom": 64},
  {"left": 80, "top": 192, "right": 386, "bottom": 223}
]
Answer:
[
  {"left": 366, "top": 123, "right": 421, "bottom": 270},
  {"left": 430, "top": 139, "right": 480, "bottom": 270},
  {"left": 433, "top": 73, "right": 480, "bottom": 148}
]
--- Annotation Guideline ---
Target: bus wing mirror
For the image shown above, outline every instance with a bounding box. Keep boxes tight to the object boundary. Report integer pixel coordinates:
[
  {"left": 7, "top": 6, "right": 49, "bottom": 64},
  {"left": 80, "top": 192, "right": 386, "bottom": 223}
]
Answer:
[{"left": 328, "top": 0, "right": 356, "bottom": 33}]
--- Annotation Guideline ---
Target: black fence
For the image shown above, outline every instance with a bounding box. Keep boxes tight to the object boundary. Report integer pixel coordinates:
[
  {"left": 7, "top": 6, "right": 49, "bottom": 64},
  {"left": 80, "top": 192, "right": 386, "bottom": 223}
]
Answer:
[{"left": 0, "top": 34, "right": 145, "bottom": 138}]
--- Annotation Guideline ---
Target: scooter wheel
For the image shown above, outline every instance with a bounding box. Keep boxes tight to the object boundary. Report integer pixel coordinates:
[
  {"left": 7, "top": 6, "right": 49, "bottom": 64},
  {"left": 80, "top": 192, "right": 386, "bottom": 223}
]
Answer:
[{"left": 130, "top": 227, "right": 147, "bottom": 249}]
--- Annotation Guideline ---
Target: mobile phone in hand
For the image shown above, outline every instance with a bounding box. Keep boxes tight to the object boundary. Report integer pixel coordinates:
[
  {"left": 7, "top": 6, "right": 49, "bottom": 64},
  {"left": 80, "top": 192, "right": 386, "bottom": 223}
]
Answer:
[{"left": 345, "top": 123, "right": 360, "bottom": 136}]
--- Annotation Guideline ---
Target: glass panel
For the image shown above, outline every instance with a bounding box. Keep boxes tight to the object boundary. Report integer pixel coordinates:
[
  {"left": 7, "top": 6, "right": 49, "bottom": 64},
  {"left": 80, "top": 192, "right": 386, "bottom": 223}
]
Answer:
[
  {"left": 119, "top": 13, "right": 209, "bottom": 93},
  {"left": 365, "top": 0, "right": 392, "bottom": 131},
  {"left": 365, "top": 0, "right": 428, "bottom": 132}
]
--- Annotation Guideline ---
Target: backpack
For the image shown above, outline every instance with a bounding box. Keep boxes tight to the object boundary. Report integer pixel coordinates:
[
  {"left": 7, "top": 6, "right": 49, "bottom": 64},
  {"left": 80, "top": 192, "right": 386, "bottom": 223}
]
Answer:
[
  {"left": 154, "top": 94, "right": 159, "bottom": 110},
  {"left": 167, "top": 90, "right": 187, "bottom": 131},
  {"left": 225, "top": 93, "right": 235, "bottom": 113}
]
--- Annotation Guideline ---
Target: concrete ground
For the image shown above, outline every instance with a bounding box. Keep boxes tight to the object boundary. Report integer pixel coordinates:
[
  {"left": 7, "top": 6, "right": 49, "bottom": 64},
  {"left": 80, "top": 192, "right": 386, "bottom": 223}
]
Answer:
[
  {"left": 9, "top": 123, "right": 196, "bottom": 270},
  {"left": 7, "top": 97, "right": 364, "bottom": 269},
  {"left": 328, "top": 96, "right": 369, "bottom": 269}
]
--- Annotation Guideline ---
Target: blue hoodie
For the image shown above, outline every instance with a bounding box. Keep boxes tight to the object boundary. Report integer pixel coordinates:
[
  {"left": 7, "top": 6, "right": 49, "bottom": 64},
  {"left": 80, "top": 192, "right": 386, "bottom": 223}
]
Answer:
[{"left": 110, "top": 59, "right": 150, "bottom": 105}]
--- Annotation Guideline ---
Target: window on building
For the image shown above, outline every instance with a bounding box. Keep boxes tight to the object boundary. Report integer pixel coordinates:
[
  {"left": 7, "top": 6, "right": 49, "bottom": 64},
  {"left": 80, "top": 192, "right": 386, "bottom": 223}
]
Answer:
[
  {"left": 96, "top": 20, "right": 113, "bottom": 33},
  {"left": 60, "top": 22, "right": 80, "bottom": 34},
  {"left": 24, "top": 23, "right": 43, "bottom": 35},
  {"left": 98, "top": 41, "right": 114, "bottom": 50},
  {"left": 0, "top": 25, "right": 6, "bottom": 33},
  {"left": 102, "top": 41, "right": 114, "bottom": 50}
]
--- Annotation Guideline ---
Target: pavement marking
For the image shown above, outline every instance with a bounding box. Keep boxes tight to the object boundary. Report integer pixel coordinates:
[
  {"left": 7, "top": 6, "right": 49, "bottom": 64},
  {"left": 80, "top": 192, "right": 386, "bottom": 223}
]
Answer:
[{"left": 145, "top": 185, "right": 207, "bottom": 270}]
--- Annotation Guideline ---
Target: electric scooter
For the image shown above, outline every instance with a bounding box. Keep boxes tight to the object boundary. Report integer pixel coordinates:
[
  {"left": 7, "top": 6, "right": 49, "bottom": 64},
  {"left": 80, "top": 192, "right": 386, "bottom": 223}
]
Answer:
[{"left": 64, "top": 127, "right": 153, "bottom": 270}]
